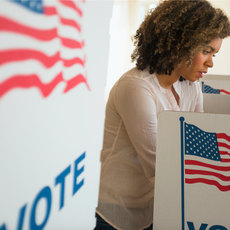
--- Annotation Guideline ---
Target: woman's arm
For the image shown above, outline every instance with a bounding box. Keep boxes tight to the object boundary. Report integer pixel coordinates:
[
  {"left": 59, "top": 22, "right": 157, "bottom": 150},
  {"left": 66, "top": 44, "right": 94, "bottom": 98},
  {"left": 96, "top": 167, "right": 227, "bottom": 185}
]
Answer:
[{"left": 115, "top": 76, "right": 157, "bottom": 184}]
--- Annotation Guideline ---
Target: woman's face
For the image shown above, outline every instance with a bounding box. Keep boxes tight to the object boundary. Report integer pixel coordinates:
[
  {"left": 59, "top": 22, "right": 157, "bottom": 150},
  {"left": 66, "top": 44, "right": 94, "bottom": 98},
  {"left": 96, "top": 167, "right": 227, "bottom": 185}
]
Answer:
[{"left": 176, "top": 37, "right": 223, "bottom": 82}]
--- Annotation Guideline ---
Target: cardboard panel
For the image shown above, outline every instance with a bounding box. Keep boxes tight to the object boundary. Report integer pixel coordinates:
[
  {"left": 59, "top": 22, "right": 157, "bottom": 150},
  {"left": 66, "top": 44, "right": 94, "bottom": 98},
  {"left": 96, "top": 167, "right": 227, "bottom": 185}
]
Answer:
[
  {"left": 200, "top": 78, "right": 230, "bottom": 95},
  {"left": 153, "top": 111, "right": 230, "bottom": 230},
  {"left": 0, "top": 1, "right": 113, "bottom": 230},
  {"left": 203, "top": 94, "right": 230, "bottom": 114},
  {"left": 203, "top": 75, "right": 230, "bottom": 80}
]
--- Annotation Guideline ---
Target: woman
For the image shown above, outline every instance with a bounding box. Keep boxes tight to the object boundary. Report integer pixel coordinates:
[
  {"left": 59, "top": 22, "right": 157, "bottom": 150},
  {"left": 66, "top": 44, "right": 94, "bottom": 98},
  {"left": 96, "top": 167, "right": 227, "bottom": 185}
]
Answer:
[{"left": 94, "top": 1, "right": 230, "bottom": 230}]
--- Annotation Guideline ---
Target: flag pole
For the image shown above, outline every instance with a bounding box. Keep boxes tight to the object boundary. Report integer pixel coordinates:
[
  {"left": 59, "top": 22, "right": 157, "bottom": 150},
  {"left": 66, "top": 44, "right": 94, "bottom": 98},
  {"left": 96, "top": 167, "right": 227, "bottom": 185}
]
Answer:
[{"left": 179, "top": 116, "right": 185, "bottom": 230}]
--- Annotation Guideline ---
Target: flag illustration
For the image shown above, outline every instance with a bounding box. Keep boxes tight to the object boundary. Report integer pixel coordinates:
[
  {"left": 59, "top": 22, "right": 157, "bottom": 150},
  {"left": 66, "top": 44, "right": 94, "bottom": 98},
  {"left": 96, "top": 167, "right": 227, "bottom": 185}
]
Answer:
[
  {"left": 202, "top": 82, "right": 230, "bottom": 95},
  {"left": 179, "top": 117, "right": 230, "bottom": 230},
  {"left": 184, "top": 122, "right": 230, "bottom": 192},
  {"left": 0, "top": 0, "right": 89, "bottom": 99}
]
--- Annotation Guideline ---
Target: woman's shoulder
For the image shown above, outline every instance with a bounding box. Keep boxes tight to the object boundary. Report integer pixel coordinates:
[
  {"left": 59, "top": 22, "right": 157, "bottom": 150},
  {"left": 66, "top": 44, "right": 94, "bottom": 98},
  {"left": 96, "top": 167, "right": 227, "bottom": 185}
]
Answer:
[
  {"left": 119, "top": 67, "right": 153, "bottom": 82},
  {"left": 110, "top": 67, "right": 155, "bottom": 99}
]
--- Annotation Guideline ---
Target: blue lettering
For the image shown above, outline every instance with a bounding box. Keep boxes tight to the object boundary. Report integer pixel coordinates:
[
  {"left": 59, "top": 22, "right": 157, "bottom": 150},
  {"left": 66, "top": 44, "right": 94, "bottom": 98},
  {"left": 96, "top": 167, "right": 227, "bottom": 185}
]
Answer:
[
  {"left": 30, "top": 186, "right": 52, "bottom": 230},
  {"left": 209, "top": 226, "right": 227, "bottom": 230},
  {"left": 17, "top": 204, "right": 27, "bottom": 230},
  {"left": 187, "top": 222, "right": 208, "bottom": 230},
  {"left": 0, "top": 204, "right": 27, "bottom": 230},
  {"left": 55, "top": 165, "right": 71, "bottom": 210},
  {"left": 73, "top": 152, "right": 85, "bottom": 196},
  {"left": 0, "top": 224, "right": 6, "bottom": 230}
]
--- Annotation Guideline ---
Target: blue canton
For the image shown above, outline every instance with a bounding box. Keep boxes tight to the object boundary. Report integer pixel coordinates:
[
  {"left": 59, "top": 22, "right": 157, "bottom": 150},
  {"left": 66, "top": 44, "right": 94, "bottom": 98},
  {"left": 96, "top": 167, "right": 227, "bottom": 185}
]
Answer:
[
  {"left": 10, "top": 0, "right": 43, "bottom": 14},
  {"left": 202, "top": 82, "right": 220, "bottom": 94},
  {"left": 184, "top": 123, "right": 221, "bottom": 161}
]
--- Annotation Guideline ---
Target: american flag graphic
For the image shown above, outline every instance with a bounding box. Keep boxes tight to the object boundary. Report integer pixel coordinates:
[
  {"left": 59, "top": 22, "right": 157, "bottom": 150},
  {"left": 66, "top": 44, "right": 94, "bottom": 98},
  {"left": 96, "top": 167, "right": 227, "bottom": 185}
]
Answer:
[
  {"left": 202, "top": 82, "right": 230, "bottom": 95},
  {"left": 0, "top": 0, "right": 89, "bottom": 99},
  {"left": 184, "top": 122, "right": 230, "bottom": 192}
]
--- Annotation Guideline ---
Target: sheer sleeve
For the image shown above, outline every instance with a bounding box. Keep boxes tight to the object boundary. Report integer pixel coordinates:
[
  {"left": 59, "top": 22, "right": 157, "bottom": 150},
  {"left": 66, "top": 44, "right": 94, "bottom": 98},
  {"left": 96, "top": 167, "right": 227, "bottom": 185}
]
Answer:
[
  {"left": 114, "top": 76, "right": 157, "bottom": 184},
  {"left": 194, "top": 81, "right": 204, "bottom": 112}
]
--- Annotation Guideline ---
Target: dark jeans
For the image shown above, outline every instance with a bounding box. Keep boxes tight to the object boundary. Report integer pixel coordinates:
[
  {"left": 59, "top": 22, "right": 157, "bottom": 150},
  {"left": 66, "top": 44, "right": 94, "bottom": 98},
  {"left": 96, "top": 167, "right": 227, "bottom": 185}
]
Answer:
[{"left": 94, "top": 213, "right": 153, "bottom": 230}]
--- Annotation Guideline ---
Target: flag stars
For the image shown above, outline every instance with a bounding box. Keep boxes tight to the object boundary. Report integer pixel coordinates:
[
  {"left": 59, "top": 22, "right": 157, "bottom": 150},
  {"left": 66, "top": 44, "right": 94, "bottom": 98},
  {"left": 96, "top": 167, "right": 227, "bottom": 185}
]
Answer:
[
  {"left": 184, "top": 123, "right": 220, "bottom": 162},
  {"left": 13, "top": 0, "right": 43, "bottom": 14}
]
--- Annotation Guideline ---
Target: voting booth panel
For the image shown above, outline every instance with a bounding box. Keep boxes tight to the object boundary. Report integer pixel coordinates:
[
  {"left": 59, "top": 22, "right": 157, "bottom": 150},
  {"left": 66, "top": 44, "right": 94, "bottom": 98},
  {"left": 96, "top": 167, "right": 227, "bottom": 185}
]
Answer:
[
  {"left": 203, "top": 75, "right": 230, "bottom": 81},
  {"left": 203, "top": 94, "right": 230, "bottom": 114},
  {"left": 153, "top": 111, "right": 230, "bottom": 230},
  {"left": 0, "top": 1, "right": 113, "bottom": 230},
  {"left": 201, "top": 76, "right": 230, "bottom": 95}
]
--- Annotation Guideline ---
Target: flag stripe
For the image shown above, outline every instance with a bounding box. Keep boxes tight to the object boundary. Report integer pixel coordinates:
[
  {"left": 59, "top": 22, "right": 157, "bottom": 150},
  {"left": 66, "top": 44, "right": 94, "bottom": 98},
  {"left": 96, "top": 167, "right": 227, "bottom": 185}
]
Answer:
[
  {"left": 64, "top": 74, "right": 90, "bottom": 92},
  {"left": 220, "top": 89, "right": 230, "bottom": 95},
  {"left": 219, "top": 151, "right": 230, "bottom": 155},
  {"left": 0, "top": 73, "right": 89, "bottom": 98},
  {"left": 185, "top": 178, "right": 230, "bottom": 192},
  {"left": 0, "top": 49, "right": 84, "bottom": 68},
  {"left": 60, "top": 37, "right": 82, "bottom": 49},
  {"left": 0, "top": 16, "right": 57, "bottom": 41},
  {"left": 44, "top": 6, "right": 81, "bottom": 32},
  {"left": 59, "top": 0, "right": 82, "bottom": 17},
  {"left": 185, "top": 169, "right": 230, "bottom": 181},
  {"left": 185, "top": 160, "right": 230, "bottom": 171},
  {"left": 0, "top": 49, "right": 60, "bottom": 68},
  {"left": 218, "top": 142, "right": 230, "bottom": 150},
  {"left": 221, "top": 159, "right": 230, "bottom": 163},
  {"left": 0, "top": 73, "right": 63, "bottom": 97},
  {"left": 59, "top": 17, "right": 81, "bottom": 32},
  {"left": 63, "top": 57, "right": 84, "bottom": 67},
  {"left": 217, "top": 133, "right": 230, "bottom": 142},
  {"left": 44, "top": 6, "right": 58, "bottom": 15}
]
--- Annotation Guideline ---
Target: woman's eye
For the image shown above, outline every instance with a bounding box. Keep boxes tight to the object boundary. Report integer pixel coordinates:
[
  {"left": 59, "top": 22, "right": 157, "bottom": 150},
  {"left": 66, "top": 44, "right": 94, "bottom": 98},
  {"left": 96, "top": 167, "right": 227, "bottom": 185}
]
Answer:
[{"left": 203, "top": 50, "right": 210, "bottom": 54}]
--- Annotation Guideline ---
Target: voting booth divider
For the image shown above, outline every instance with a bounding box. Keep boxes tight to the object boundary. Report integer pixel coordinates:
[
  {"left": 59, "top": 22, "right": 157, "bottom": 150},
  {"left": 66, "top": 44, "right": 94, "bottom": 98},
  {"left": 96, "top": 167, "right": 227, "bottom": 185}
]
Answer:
[
  {"left": 201, "top": 75, "right": 230, "bottom": 95},
  {"left": 201, "top": 74, "right": 230, "bottom": 114},
  {"left": 0, "top": 1, "right": 113, "bottom": 230},
  {"left": 153, "top": 111, "right": 230, "bottom": 230},
  {"left": 203, "top": 94, "right": 230, "bottom": 114}
]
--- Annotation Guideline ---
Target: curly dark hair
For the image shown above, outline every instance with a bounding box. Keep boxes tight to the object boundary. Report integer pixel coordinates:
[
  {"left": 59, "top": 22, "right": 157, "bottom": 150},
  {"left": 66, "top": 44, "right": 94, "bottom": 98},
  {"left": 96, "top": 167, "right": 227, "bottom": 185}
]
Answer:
[{"left": 131, "top": 0, "right": 230, "bottom": 80}]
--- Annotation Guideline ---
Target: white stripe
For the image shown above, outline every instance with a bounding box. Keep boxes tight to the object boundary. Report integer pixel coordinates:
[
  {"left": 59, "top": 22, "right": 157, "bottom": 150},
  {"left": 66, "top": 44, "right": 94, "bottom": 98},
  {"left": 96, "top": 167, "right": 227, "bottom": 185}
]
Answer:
[
  {"left": 0, "top": 33, "right": 60, "bottom": 55},
  {"left": 0, "top": 1, "right": 58, "bottom": 30},
  {"left": 0, "top": 60, "right": 62, "bottom": 83},
  {"left": 185, "top": 174, "right": 230, "bottom": 187},
  {"left": 62, "top": 64, "right": 86, "bottom": 81}
]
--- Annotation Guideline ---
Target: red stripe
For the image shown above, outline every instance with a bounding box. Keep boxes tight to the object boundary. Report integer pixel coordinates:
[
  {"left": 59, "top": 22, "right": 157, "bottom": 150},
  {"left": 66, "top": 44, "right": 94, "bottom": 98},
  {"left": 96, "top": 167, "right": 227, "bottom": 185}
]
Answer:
[
  {"left": 218, "top": 142, "right": 230, "bottom": 150},
  {"left": 62, "top": 57, "right": 84, "bottom": 67},
  {"left": 216, "top": 133, "right": 230, "bottom": 142},
  {"left": 0, "top": 49, "right": 60, "bottom": 68},
  {"left": 59, "top": 0, "right": 82, "bottom": 17},
  {"left": 60, "top": 37, "right": 82, "bottom": 49},
  {"left": 64, "top": 74, "right": 90, "bottom": 92},
  {"left": 219, "top": 151, "right": 230, "bottom": 156},
  {"left": 0, "top": 73, "right": 63, "bottom": 98},
  {"left": 44, "top": 6, "right": 58, "bottom": 15},
  {"left": 221, "top": 159, "right": 230, "bottom": 163},
  {"left": 220, "top": 89, "right": 230, "bottom": 95},
  {"left": 59, "top": 17, "right": 81, "bottom": 32},
  {"left": 0, "top": 73, "right": 90, "bottom": 98},
  {"left": 0, "top": 16, "right": 57, "bottom": 41},
  {"left": 185, "top": 169, "right": 230, "bottom": 182},
  {"left": 185, "top": 160, "right": 230, "bottom": 171},
  {"left": 185, "top": 178, "right": 230, "bottom": 192}
]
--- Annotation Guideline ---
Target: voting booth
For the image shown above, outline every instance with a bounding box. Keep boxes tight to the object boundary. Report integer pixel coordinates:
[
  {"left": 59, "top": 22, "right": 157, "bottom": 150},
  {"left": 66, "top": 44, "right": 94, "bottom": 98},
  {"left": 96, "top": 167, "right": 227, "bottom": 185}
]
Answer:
[
  {"left": 201, "top": 74, "right": 230, "bottom": 115},
  {"left": 153, "top": 111, "right": 230, "bottom": 230},
  {"left": 203, "top": 94, "right": 230, "bottom": 114},
  {"left": 201, "top": 75, "right": 230, "bottom": 95},
  {"left": 0, "top": 1, "right": 113, "bottom": 230}
]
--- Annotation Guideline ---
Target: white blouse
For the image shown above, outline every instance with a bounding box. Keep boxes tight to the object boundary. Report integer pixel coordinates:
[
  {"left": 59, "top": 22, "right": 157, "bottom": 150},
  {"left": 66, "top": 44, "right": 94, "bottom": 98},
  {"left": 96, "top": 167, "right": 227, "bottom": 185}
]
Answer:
[{"left": 96, "top": 67, "right": 203, "bottom": 230}]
